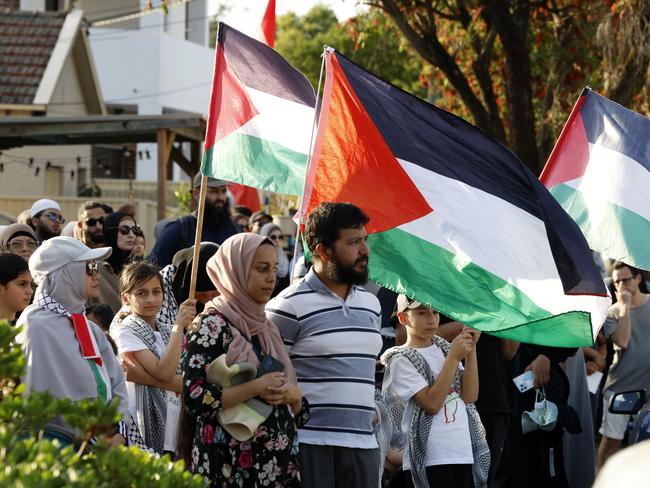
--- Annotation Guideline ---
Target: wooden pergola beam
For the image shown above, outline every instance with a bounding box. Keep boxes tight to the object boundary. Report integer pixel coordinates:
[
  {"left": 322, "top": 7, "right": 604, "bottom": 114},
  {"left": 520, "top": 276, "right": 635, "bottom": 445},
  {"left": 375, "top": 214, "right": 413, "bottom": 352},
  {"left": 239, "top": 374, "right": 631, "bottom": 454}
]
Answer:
[
  {"left": 0, "top": 113, "right": 206, "bottom": 220},
  {"left": 157, "top": 129, "right": 176, "bottom": 221}
]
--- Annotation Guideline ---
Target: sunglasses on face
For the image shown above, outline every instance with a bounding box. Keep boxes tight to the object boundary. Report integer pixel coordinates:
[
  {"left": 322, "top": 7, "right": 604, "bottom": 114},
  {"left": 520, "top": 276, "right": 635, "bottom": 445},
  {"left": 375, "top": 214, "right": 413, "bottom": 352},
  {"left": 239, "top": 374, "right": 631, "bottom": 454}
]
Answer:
[
  {"left": 86, "top": 260, "right": 100, "bottom": 276},
  {"left": 268, "top": 234, "right": 282, "bottom": 241},
  {"left": 42, "top": 212, "right": 65, "bottom": 224},
  {"left": 113, "top": 225, "right": 142, "bottom": 236},
  {"left": 84, "top": 217, "right": 104, "bottom": 227},
  {"left": 8, "top": 238, "right": 38, "bottom": 252}
]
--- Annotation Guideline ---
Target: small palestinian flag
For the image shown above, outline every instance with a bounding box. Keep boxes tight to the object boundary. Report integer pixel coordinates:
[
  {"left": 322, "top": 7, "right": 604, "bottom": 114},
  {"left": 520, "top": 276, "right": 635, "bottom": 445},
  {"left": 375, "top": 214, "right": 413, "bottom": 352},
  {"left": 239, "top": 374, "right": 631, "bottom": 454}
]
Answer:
[
  {"left": 201, "top": 23, "right": 316, "bottom": 196},
  {"left": 541, "top": 88, "right": 650, "bottom": 271},
  {"left": 303, "top": 50, "right": 610, "bottom": 347}
]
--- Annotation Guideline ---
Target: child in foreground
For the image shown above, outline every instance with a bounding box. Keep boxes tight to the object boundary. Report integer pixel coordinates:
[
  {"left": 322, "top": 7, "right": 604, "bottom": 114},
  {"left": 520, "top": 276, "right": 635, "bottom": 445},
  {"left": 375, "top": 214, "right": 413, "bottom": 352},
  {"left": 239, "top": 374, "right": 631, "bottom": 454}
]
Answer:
[{"left": 381, "top": 295, "right": 489, "bottom": 488}]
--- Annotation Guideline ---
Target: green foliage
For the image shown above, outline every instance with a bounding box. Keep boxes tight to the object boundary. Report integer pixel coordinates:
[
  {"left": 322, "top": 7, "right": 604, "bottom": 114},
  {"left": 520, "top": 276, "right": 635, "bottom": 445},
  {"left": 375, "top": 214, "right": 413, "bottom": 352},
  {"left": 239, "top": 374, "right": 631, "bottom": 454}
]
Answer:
[
  {"left": 0, "top": 320, "right": 204, "bottom": 487},
  {"left": 275, "top": 6, "right": 427, "bottom": 99},
  {"left": 174, "top": 181, "right": 192, "bottom": 215}
]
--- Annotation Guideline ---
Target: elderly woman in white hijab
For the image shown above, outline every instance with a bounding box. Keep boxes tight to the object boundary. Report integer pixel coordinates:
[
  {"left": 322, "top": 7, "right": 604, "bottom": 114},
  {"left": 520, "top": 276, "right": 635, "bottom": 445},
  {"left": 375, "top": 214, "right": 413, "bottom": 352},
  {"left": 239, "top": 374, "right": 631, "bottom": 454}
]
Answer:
[{"left": 16, "top": 236, "right": 129, "bottom": 446}]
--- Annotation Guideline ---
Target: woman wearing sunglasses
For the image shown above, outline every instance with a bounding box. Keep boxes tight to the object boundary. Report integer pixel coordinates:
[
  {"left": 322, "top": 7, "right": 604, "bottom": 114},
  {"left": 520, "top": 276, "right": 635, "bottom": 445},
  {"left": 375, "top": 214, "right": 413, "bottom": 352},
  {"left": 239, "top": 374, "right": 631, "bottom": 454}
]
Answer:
[
  {"left": 16, "top": 237, "right": 129, "bottom": 446},
  {"left": 93, "top": 212, "right": 143, "bottom": 313},
  {"left": 0, "top": 223, "right": 39, "bottom": 261},
  {"left": 259, "top": 223, "right": 290, "bottom": 295},
  {"left": 0, "top": 253, "right": 33, "bottom": 323}
]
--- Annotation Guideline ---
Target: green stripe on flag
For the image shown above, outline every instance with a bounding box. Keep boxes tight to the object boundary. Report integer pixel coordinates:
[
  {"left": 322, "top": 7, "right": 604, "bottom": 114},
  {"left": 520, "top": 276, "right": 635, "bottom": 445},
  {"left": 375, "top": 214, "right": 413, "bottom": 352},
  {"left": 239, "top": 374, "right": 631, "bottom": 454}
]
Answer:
[
  {"left": 550, "top": 183, "right": 650, "bottom": 270},
  {"left": 367, "top": 228, "right": 593, "bottom": 347},
  {"left": 202, "top": 131, "right": 308, "bottom": 196}
]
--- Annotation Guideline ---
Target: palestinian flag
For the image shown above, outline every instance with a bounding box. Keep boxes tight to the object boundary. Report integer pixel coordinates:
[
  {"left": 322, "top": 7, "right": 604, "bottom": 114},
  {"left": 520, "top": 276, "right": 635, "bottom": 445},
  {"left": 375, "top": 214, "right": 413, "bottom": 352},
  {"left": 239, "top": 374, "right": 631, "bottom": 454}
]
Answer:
[
  {"left": 303, "top": 50, "right": 610, "bottom": 347},
  {"left": 201, "top": 23, "right": 316, "bottom": 196},
  {"left": 541, "top": 88, "right": 650, "bottom": 271}
]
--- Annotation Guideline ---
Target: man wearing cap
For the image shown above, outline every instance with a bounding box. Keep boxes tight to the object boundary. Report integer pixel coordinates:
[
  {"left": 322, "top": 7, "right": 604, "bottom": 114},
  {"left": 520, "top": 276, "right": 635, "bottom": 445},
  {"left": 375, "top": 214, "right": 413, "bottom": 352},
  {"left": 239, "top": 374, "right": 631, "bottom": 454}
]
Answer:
[
  {"left": 266, "top": 202, "right": 382, "bottom": 488},
  {"left": 250, "top": 210, "right": 273, "bottom": 234},
  {"left": 149, "top": 175, "right": 240, "bottom": 267},
  {"left": 29, "top": 198, "right": 64, "bottom": 244},
  {"left": 16, "top": 236, "right": 129, "bottom": 446}
]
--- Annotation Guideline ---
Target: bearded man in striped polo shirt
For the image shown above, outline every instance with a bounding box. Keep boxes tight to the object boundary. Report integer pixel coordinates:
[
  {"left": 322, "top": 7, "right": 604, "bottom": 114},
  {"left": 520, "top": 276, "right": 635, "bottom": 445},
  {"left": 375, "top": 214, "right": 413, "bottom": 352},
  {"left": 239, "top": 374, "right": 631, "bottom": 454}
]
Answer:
[{"left": 266, "top": 202, "right": 383, "bottom": 488}]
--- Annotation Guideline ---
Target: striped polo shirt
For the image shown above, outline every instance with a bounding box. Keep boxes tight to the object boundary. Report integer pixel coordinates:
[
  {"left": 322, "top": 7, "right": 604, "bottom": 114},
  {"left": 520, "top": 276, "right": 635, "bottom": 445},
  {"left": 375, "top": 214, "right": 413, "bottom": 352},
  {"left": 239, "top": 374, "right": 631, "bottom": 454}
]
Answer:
[{"left": 266, "top": 268, "right": 382, "bottom": 449}]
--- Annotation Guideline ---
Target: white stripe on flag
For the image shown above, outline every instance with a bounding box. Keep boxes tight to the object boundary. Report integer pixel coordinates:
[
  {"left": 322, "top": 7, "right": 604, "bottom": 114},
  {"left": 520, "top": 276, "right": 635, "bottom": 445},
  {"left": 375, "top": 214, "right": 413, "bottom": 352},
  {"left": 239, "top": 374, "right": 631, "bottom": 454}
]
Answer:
[
  {"left": 238, "top": 86, "right": 315, "bottom": 155},
  {"left": 563, "top": 142, "right": 650, "bottom": 220},
  {"left": 396, "top": 158, "right": 609, "bottom": 334}
]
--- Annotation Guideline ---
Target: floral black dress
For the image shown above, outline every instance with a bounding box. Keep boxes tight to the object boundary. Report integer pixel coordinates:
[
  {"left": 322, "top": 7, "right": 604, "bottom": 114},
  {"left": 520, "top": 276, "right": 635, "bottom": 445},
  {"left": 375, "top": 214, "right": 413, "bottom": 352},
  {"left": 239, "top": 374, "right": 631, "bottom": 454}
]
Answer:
[{"left": 181, "top": 307, "right": 307, "bottom": 487}]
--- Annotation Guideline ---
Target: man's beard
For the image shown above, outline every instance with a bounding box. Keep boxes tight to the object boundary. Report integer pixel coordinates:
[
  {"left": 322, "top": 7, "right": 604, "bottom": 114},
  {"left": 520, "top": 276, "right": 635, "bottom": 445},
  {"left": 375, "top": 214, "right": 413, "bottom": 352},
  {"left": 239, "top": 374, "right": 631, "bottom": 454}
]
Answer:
[
  {"left": 37, "top": 223, "right": 60, "bottom": 240},
  {"left": 87, "top": 231, "right": 104, "bottom": 245},
  {"left": 326, "top": 254, "right": 369, "bottom": 285},
  {"left": 204, "top": 198, "right": 230, "bottom": 227}
]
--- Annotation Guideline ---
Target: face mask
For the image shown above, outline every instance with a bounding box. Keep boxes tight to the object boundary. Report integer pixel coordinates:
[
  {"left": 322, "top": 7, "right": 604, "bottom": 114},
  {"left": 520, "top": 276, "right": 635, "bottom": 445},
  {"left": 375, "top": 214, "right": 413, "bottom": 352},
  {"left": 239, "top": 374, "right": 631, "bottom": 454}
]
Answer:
[{"left": 522, "top": 388, "right": 558, "bottom": 434}]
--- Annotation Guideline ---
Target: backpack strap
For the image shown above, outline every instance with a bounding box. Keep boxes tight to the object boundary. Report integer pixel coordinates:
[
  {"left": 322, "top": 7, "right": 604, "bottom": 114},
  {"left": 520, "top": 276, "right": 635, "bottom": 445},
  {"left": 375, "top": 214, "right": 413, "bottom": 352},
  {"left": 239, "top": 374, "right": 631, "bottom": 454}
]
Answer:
[{"left": 178, "top": 214, "right": 196, "bottom": 248}]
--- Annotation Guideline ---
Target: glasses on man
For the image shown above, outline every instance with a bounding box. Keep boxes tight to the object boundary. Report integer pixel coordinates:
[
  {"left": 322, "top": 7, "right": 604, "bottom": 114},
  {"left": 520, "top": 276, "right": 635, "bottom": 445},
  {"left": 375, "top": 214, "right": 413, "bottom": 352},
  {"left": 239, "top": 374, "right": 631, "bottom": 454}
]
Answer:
[
  {"left": 8, "top": 238, "right": 38, "bottom": 252},
  {"left": 614, "top": 277, "right": 634, "bottom": 286},
  {"left": 84, "top": 217, "right": 104, "bottom": 227},
  {"left": 113, "top": 225, "right": 142, "bottom": 236},
  {"left": 86, "top": 260, "right": 100, "bottom": 276},
  {"left": 42, "top": 212, "right": 65, "bottom": 224}
]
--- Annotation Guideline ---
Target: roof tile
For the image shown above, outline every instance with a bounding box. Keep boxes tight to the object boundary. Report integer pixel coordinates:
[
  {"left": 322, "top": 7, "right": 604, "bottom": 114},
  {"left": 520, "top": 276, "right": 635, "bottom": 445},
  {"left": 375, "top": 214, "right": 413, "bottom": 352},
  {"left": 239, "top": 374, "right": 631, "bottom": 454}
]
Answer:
[{"left": 0, "top": 9, "right": 67, "bottom": 105}]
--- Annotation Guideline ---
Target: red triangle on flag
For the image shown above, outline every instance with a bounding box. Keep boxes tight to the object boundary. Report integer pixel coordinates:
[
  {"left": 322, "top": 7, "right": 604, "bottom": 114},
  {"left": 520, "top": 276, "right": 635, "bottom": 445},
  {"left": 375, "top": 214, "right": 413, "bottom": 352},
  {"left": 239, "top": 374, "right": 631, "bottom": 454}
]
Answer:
[
  {"left": 204, "top": 45, "right": 259, "bottom": 149},
  {"left": 540, "top": 93, "right": 590, "bottom": 188},
  {"left": 304, "top": 51, "right": 432, "bottom": 234}
]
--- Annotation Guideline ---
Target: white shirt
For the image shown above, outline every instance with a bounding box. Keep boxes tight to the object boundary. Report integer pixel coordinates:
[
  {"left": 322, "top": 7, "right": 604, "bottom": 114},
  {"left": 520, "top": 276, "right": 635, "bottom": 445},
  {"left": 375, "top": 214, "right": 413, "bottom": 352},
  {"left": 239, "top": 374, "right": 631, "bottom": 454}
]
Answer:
[
  {"left": 390, "top": 344, "right": 473, "bottom": 469},
  {"left": 112, "top": 327, "right": 179, "bottom": 452}
]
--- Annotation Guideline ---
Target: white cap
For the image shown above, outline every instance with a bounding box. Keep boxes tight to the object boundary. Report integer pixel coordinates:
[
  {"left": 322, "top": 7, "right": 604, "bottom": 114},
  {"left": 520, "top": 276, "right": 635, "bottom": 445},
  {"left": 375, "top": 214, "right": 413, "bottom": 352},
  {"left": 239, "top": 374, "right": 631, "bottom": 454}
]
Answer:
[
  {"left": 396, "top": 294, "right": 423, "bottom": 313},
  {"left": 29, "top": 236, "right": 112, "bottom": 284},
  {"left": 30, "top": 198, "right": 62, "bottom": 218}
]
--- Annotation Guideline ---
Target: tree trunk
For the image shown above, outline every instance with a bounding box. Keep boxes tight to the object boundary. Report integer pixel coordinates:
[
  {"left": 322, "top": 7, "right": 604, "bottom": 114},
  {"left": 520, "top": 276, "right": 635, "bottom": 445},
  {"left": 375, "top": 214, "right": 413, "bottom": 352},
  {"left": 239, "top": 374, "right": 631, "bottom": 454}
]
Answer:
[{"left": 487, "top": 0, "right": 540, "bottom": 174}]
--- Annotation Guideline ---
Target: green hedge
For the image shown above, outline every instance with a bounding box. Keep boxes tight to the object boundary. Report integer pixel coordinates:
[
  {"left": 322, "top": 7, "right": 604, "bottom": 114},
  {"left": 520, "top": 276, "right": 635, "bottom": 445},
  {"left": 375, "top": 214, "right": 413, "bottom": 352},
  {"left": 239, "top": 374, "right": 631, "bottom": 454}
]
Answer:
[{"left": 0, "top": 320, "right": 204, "bottom": 487}]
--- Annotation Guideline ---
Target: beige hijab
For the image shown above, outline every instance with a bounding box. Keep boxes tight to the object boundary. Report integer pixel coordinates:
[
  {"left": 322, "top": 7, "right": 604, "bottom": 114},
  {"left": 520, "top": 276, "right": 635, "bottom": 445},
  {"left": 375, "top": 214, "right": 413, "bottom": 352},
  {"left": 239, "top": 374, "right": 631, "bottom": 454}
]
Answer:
[{"left": 205, "top": 233, "right": 296, "bottom": 383}]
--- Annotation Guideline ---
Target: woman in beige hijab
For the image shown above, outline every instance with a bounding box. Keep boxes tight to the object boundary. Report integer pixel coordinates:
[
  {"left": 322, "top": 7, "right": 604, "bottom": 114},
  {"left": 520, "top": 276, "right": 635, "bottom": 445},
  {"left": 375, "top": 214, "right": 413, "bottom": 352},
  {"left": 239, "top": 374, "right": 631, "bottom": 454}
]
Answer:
[{"left": 179, "top": 233, "right": 307, "bottom": 487}]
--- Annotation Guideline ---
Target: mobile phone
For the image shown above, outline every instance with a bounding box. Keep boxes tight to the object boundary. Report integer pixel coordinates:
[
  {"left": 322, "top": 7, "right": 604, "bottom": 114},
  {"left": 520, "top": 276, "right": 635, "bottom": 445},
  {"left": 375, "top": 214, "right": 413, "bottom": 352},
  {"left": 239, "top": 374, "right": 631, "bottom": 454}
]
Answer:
[{"left": 513, "top": 370, "right": 535, "bottom": 393}]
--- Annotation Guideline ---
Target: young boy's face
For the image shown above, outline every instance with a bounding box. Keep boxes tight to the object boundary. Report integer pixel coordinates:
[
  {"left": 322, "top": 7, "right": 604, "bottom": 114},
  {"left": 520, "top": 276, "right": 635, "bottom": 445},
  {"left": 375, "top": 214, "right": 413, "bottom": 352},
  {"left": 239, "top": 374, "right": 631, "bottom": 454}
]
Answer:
[{"left": 398, "top": 305, "right": 440, "bottom": 341}]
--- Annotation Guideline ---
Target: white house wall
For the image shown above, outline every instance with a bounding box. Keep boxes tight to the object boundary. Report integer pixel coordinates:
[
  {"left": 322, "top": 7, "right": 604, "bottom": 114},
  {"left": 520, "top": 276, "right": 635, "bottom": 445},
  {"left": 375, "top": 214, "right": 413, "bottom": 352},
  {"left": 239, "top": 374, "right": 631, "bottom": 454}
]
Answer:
[{"left": 89, "top": 25, "right": 214, "bottom": 181}]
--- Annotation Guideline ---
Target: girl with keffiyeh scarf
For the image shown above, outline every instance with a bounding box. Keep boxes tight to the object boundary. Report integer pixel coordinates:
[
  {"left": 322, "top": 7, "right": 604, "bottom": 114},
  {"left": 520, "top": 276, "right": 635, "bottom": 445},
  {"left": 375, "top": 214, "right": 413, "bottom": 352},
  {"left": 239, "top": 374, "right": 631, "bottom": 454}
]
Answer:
[{"left": 109, "top": 261, "right": 196, "bottom": 454}]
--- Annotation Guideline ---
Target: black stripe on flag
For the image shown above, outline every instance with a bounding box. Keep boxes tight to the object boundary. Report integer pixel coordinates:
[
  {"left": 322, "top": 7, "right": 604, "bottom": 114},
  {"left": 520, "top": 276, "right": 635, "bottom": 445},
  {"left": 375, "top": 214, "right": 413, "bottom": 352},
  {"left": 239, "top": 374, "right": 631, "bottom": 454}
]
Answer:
[
  {"left": 219, "top": 23, "right": 316, "bottom": 107},
  {"left": 334, "top": 52, "right": 607, "bottom": 297}
]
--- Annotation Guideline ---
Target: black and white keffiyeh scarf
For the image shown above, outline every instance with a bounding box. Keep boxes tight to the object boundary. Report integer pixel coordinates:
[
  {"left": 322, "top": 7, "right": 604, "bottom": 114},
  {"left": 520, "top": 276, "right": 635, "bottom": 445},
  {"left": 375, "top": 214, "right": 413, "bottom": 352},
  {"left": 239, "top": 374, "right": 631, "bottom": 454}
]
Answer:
[
  {"left": 381, "top": 336, "right": 490, "bottom": 488},
  {"left": 156, "top": 264, "right": 178, "bottom": 330},
  {"left": 112, "top": 310, "right": 176, "bottom": 454}
]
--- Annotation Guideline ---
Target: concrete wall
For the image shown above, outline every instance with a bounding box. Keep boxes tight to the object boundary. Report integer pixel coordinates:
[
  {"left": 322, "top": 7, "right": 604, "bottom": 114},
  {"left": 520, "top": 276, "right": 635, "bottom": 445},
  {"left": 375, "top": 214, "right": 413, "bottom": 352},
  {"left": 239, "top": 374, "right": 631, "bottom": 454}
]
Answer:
[{"left": 0, "top": 145, "right": 92, "bottom": 198}]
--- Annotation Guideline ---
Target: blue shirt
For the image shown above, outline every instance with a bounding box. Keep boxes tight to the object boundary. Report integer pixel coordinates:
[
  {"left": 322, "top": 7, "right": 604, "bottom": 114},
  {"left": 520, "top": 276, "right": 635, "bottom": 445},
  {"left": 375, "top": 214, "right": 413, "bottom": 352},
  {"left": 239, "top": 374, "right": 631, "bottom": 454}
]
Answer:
[{"left": 148, "top": 215, "right": 240, "bottom": 267}]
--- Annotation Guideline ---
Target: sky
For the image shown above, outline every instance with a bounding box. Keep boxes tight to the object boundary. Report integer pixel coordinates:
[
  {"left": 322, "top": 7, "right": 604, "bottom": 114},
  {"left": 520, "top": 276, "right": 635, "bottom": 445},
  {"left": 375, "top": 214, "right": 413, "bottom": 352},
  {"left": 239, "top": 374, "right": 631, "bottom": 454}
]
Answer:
[{"left": 210, "top": 0, "right": 366, "bottom": 37}]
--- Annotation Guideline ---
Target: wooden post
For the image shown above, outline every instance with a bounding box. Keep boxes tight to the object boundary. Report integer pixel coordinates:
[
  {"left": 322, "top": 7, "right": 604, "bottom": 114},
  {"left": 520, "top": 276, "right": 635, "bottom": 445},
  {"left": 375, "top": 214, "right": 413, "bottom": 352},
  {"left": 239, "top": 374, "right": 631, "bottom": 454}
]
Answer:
[
  {"left": 188, "top": 175, "right": 208, "bottom": 299},
  {"left": 156, "top": 129, "right": 176, "bottom": 220}
]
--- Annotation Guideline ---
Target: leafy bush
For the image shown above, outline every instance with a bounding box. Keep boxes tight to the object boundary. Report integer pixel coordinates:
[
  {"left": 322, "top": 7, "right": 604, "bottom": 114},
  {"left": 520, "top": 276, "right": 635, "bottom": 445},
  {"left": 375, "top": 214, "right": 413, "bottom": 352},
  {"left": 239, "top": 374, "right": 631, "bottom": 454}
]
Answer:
[{"left": 0, "top": 320, "right": 204, "bottom": 487}]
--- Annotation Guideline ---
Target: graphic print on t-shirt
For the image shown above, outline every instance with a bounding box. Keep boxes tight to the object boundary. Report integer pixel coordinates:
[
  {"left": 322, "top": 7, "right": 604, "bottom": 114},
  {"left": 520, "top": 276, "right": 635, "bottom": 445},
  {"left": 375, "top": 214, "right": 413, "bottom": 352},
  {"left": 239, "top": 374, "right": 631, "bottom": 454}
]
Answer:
[{"left": 443, "top": 387, "right": 460, "bottom": 423}]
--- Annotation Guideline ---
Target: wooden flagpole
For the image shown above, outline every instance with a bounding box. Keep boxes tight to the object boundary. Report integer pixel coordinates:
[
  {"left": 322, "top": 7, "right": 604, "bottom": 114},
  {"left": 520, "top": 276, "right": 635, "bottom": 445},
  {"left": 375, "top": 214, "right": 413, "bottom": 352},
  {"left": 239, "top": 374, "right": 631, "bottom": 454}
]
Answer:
[{"left": 188, "top": 174, "right": 208, "bottom": 299}]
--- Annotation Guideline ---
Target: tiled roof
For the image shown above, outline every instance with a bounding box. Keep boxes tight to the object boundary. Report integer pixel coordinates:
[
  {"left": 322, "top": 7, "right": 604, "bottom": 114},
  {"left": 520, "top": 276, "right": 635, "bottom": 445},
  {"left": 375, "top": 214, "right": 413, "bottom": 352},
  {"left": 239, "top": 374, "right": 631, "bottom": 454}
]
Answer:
[{"left": 0, "top": 9, "right": 67, "bottom": 105}]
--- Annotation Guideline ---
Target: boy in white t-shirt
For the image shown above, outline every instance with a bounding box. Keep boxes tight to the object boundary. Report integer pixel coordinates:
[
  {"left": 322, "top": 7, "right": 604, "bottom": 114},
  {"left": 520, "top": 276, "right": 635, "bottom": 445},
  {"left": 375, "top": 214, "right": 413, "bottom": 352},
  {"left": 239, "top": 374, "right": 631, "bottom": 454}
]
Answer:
[{"left": 381, "top": 295, "right": 482, "bottom": 488}]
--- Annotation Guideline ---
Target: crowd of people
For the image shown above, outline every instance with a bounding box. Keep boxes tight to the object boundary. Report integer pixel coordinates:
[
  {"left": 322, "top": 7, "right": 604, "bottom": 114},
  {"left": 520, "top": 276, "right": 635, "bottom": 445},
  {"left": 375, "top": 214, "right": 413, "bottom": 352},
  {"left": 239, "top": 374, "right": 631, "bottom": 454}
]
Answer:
[{"left": 0, "top": 175, "right": 648, "bottom": 488}]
